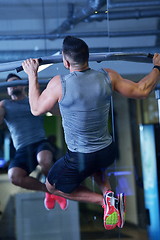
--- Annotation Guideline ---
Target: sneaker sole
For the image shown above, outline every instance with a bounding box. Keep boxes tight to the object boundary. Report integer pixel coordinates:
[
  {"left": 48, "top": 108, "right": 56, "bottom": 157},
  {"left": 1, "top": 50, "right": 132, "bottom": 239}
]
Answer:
[
  {"left": 103, "top": 191, "right": 119, "bottom": 230},
  {"left": 117, "top": 193, "right": 125, "bottom": 228},
  {"left": 104, "top": 211, "right": 118, "bottom": 230}
]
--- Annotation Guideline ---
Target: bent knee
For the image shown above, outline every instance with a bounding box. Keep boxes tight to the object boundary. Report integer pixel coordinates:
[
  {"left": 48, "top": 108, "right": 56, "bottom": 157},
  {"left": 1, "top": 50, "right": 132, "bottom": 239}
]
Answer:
[
  {"left": 46, "top": 179, "right": 56, "bottom": 194},
  {"left": 37, "top": 151, "right": 53, "bottom": 167},
  {"left": 8, "top": 174, "right": 21, "bottom": 186},
  {"left": 8, "top": 168, "right": 27, "bottom": 187}
]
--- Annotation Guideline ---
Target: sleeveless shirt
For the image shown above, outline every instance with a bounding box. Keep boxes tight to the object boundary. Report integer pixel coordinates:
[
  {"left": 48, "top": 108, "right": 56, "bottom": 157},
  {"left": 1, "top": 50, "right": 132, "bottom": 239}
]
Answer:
[
  {"left": 59, "top": 68, "right": 113, "bottom": 153},
  {"left": 3, "top": 97, "right": 46, "bottom": 150}
]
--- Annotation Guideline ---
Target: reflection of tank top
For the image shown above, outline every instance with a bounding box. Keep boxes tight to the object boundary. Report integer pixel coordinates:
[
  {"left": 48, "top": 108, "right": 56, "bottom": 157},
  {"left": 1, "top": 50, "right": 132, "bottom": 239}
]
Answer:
[
  {"left": 4, "top": 97, "right": 46, "bottom": 150},
  {"left": 59, "top": 68, "right": 113, "bottom": 153}
]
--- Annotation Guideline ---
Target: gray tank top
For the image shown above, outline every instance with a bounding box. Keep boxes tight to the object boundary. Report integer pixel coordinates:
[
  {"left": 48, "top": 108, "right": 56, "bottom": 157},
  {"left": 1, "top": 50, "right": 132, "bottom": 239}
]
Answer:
[
  {"left": 4, "top": 97, "right": 46, "bottom": 150},
  {"left": 59, "top": 68, "right": 113, "bottom": 153}
]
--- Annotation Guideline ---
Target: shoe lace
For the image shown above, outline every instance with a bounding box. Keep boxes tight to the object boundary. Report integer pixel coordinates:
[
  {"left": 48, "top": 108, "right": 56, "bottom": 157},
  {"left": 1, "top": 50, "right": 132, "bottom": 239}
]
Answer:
[
  {"left": 108, "top": 195, "right": 119, "bottom": 210},
  {"left": 110, "top": 196, "right": 115, "bottom": 206}
]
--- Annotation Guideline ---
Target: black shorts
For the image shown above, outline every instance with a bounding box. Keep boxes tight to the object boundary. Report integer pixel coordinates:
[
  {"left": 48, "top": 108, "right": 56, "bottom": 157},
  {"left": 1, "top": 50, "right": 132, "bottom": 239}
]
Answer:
[
  {"left": 47, "top": 142, "right": 115, "bottom": 194},
  {"left": 8, "top": 140, "right": 53, "bottom": 174}
]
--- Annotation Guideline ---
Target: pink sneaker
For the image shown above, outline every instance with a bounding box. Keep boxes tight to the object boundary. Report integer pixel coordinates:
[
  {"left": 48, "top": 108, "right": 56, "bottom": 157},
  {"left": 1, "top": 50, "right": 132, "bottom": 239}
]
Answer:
[
  {"left": 55, "top": 196, "right": 68, "bottom": 210},
  {"left": 102, "top": 190, "right": 119, "bottom": 230},
  {"left": 44, "top": 193, "right": 56, "bottom": 210},
  {"left": 117, "top": 193, "right": 126, "bottom": 228}
]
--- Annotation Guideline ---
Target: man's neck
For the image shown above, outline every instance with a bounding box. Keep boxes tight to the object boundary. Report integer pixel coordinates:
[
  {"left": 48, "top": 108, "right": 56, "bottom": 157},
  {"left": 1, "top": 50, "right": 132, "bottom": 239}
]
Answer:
[{"left": 70, "top": 63, "right": 89, "bottom": 72}]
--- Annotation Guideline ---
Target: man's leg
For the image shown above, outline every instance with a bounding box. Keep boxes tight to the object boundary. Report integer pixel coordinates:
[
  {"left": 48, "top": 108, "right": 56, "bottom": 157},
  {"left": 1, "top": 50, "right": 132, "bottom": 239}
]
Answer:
[
  {"left": 8, "top": 167, "right": 48, "bottom": 192},
  {"left": 46, "top": 179, "right": 103, "bottom": 205},
  {"left": 37, "top": 150, "right": 53, "bottom": 176},
  {"left": 92, "top": 170, "right": 112, "bottom": 194},
  {"left": 92, "top": 170, "right": 126, "bottom": 230},
  {"left": 37, "top": 149, "right": 68, "bottom": 210},
  {"left": 45, "top": 173, "right": 119, "bottom": 230}
]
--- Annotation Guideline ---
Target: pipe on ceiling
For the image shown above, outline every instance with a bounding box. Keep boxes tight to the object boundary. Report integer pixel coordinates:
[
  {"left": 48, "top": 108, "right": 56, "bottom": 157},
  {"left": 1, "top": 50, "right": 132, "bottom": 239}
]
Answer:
[
  {"left": 0, "top": 1, "right": 159, "bottom": 41},
  {"left": 49, "top": 0, "right": 160, "bottom": 38},
  {"left": 0, "top": 29, "right": 160, "bottom": 41},
  {"left": 88, "top": 8, "right": 160, "bottom": 21},
  {"left": 0, "top": 9, "right": 159, "bottom": 41},
  {"left": 108, "top": 0, "right": 160, "bottom": 9},
  {"left": 49, "top": 0, "right": 106, "bottom": 35}
]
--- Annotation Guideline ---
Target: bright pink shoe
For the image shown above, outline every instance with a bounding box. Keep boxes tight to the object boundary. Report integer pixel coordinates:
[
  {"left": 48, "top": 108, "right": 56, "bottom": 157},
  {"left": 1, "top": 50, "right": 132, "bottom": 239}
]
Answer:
[
  {"left": 55, "top": 196, "right": 68, "bottom": 210},
  {"left": 117, "top": 193, "right": 126, "bottom": 228},
  {"left": 44, "top": 192, "right": 56, "bottom": 210},
  {"left": 102, "top": 191, "right": 119, "bottom": 230}
]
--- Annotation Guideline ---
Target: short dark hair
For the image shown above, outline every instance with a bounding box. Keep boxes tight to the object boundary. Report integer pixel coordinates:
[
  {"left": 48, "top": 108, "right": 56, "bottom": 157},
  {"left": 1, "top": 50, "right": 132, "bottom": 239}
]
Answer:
[
  {"left": 62, "top": 36, "right": 89, "bottom": 64},
  {"left": 6, "top": 73, "right": 22, "bottom": 81}
]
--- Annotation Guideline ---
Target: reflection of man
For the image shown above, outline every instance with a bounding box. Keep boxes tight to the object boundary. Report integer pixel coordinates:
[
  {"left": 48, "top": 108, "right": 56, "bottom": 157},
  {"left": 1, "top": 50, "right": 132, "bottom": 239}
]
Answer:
[
  {"left": 22, "top": 36, "right": 160, "bottom": 230},
  {"left": 0, "top": 73, "right": 68, "bottom": 211}
]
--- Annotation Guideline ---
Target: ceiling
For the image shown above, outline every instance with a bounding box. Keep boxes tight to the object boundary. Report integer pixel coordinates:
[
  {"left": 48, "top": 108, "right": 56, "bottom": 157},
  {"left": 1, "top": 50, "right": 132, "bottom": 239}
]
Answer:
[{"left": 0, "top": 0, "right": 159, "bottom": 83}]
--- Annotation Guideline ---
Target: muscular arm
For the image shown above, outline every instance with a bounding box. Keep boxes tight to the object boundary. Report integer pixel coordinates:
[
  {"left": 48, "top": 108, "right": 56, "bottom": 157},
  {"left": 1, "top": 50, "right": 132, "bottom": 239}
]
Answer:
[
  {"left": 22, "top": 58, "right": 62, "bottom": 116},
  {"left": 0, "top": 101, "right": 5, "bottom": 124},
  {"left": 105, "top": 53, "right": 160, "bottom": 99}
]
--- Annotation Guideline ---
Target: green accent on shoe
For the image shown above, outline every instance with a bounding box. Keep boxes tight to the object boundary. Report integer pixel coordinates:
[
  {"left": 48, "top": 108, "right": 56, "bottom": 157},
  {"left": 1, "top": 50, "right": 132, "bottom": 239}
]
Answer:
[{"left": 106, "top": 212, "right": 118, "bottom": 225}]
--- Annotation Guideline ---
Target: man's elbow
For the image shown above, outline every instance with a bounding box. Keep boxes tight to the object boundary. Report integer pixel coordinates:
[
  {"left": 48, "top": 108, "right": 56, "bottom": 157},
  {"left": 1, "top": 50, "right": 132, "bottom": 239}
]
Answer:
[
  {"left": 31, "top": 108, "right": 41, "bottom": 116},
  {"left": 138, "top": 90, "right": 151, "bottom": 99}
]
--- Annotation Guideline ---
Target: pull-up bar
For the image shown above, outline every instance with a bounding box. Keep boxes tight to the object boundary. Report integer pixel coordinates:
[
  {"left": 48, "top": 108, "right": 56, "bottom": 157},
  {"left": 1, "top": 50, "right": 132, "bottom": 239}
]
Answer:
[
  {"left": 0, "top": 52, "right": 154, "bottom": 73},
  {"left": 0, "top": 52, "right": 154, "bottom": 88}
]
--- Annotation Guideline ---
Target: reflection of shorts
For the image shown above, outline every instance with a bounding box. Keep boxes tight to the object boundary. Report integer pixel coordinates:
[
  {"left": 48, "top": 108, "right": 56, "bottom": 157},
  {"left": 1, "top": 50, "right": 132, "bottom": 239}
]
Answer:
[
  {"left": 47, "top": 142, "right": 115, "bottom": 194},
  {"left": 8, "top": 140, "right": 53, "bottom": 174}
]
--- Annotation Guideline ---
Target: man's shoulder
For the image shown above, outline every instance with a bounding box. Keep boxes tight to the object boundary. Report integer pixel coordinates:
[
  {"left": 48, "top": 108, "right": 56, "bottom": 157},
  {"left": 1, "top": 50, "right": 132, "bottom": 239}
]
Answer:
[
  {"left": 0, "top": 100, "right": 6, "bottom": 118},
  {"left": 0, "top": 99, "right": 9, "bottom": 107},
  {"left": 48, "top": 75, "right": 61, "bottom": 85}
]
